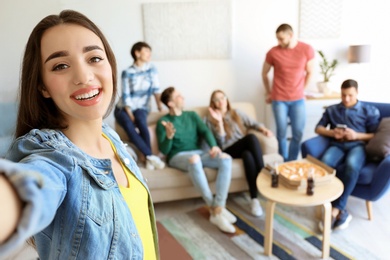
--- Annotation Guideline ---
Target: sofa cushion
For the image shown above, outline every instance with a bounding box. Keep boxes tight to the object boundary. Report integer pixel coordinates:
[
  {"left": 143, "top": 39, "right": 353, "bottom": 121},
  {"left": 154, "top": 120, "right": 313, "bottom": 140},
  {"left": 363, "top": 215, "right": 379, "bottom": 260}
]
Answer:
[{"left": 365, "top": 117, "right": 390, "bottom": 161}]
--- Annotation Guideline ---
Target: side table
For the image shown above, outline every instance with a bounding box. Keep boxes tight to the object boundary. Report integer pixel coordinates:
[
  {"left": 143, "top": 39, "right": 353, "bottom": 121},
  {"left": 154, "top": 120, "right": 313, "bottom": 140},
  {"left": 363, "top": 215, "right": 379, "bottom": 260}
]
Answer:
[{"left": 256, "top": 170, "right": 343, "bottom": 259}]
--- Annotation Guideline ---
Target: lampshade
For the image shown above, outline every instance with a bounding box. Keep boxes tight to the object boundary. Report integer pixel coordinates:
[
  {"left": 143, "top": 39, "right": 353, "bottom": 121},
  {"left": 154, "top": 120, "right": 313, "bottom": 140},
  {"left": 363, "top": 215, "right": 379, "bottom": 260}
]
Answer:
[{"left": 348, "top": 45, "right": 371, "bottom": 63}]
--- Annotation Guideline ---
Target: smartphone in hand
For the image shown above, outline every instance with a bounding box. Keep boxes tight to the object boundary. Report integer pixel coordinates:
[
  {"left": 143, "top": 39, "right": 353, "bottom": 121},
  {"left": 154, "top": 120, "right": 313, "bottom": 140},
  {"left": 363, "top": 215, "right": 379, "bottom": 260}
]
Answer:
[{"left": 336, "top": 124, "right": 347, "bottom": 129}]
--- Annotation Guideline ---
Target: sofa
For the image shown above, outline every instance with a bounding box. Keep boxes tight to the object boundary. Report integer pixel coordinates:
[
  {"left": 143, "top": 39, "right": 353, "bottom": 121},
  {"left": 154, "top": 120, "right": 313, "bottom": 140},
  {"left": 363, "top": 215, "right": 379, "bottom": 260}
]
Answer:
[
  {"left": 301, "top": 101, "right": 390, "bottom": 220},
  {"left": 0, "top": 102, "right": 18, "bottom": 158},
  {"left": 115, "top": 102, "right": 284, "bottom": 203}
]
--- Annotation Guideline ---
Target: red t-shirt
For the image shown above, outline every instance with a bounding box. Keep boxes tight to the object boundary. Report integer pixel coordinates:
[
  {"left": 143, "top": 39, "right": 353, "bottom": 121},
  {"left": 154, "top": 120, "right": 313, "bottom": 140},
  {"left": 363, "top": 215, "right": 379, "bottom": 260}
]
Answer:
[{"left": 266, "top": 41, "right": 314, "bottom": 101}]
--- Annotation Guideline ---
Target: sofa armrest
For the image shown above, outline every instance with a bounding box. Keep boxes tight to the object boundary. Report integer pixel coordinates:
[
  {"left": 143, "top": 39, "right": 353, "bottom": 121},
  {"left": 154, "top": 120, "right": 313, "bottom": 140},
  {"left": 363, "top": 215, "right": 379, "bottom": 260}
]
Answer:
[
  {"left": 368, "top": 156, "right": 390, "bottom": 201},
  {"left": 248, "top": 130, "right": 278, "bottom": 155},
  {"left": 301, "top": 135, "right": 330, "bottom": 159}
]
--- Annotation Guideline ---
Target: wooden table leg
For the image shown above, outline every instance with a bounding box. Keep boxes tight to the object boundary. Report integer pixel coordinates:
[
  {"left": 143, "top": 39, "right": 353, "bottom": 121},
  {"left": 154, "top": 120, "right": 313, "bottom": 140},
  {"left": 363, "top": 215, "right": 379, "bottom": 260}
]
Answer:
[
  {"left": 264, "top": 200, "right": 276, "bottom": 256},
  {"left": 322, "top": 202, "right": 331, "bottom": 259},
  {"left": 315, "top": 205, "right": 323, "bottom": 220}
]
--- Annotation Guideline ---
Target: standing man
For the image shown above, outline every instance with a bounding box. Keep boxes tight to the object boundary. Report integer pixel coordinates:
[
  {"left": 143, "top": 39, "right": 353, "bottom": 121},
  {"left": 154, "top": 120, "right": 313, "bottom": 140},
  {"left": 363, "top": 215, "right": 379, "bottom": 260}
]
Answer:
[
  {"left": 156, "top": 86, "right": 236, "bottom": 234},
  {"left": 115, "top": 42, "right": 165, "bottom": 170},
  {"left": 262, "top": 24, "right": 315, "bottom": 161},
  {"left": 315, "top": 79, "right": 380, "bottom": 230}
]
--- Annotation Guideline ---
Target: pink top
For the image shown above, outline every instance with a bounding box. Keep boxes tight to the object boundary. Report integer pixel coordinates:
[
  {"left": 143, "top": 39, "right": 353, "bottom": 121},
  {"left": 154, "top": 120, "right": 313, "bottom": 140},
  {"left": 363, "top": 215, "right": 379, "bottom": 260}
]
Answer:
[{"left": 266, "top": 41, "right": 314, "bottom": 101}]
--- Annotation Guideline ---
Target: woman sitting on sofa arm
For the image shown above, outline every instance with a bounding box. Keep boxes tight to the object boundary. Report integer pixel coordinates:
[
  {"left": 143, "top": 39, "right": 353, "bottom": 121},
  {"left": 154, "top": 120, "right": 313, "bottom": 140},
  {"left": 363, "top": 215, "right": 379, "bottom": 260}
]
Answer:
[{"left": 206, "top": 90, "right": 273, "bottom": 217}]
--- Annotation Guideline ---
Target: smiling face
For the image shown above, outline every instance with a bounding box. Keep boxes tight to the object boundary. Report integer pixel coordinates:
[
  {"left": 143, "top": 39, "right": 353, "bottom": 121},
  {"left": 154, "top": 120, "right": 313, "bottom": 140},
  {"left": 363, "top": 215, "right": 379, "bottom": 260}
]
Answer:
[
  {"left": 40, "top": 24, "right": 113, "bottom": 125},
  {"left": 211, "top": 91, "right": 228, "bottom": 112}
]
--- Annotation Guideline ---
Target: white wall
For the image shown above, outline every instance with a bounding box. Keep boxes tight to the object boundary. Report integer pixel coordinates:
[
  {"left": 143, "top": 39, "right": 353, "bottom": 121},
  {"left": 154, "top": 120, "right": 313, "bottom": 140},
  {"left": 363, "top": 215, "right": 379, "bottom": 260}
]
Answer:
[
  {"left": 1, "top": 0, "right": 389, "bottom": 128},
  {"left": 306, "top": 0, "right": 390, "bottom": 101}
]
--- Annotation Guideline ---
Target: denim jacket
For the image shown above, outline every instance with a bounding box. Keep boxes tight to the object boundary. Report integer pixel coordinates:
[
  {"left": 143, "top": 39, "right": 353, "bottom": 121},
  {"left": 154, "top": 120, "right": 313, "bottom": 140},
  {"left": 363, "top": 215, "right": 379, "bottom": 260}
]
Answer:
[{"left": 0, "top": 124, "right": 158, "bottom": 260}]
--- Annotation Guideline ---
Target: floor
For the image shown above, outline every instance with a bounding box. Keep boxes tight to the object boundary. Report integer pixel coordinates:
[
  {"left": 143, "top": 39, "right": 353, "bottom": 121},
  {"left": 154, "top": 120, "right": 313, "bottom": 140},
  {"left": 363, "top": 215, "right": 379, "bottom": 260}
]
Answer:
[
  {"left": 4, "top": 191, "right": 390, "bottom": 259},
  {"left": 154, "top": 191, "right": 390, "bottom": 259}
]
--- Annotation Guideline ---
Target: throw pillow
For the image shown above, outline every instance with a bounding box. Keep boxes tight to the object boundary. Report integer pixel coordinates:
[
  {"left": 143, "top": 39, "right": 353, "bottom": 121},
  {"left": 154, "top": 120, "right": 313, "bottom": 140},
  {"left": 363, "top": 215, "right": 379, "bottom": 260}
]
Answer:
[{"left": 366, "top": 118, "right": 390, "bottom": 161}]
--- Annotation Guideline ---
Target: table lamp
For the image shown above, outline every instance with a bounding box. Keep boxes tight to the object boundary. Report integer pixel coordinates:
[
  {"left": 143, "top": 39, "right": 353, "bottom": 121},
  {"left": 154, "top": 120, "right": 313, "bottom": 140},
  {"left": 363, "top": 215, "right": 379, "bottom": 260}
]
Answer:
[{"left": 348, "top": 45, "right": 371, "bottom": 63}]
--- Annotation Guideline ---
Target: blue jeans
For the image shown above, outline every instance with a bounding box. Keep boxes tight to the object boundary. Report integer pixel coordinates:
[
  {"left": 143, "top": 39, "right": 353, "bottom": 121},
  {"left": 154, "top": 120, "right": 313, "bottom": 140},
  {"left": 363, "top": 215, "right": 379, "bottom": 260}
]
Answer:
[
  {"left": 169, "top": 150, "right": 232, "bottom": 207},
  {"left": 321, "top": 142, "right": 366, "bottom": 210},
  {"left": 114, "top": 107, "right": 152, "bottom": 156},
  {"left": 272, "top": 99, "right": 306, "bottom": 161}
]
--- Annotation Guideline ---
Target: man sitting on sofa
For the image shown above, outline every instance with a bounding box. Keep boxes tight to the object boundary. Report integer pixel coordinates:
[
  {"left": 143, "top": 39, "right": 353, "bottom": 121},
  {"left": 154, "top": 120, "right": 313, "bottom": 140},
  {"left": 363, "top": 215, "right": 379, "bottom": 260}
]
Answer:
[
  {"left": 315, "top": 79, "right": 380, "bottom": 231},
  {"left": 156, "top": 86, "right": 236, "bottom": 234}
]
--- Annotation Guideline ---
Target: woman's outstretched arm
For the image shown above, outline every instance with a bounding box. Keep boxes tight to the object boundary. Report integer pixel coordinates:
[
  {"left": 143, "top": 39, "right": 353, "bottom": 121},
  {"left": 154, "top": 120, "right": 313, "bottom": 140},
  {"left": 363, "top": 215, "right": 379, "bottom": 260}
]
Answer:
[{"left": 0, "top": 174, "right": 22, "bottom": 244}]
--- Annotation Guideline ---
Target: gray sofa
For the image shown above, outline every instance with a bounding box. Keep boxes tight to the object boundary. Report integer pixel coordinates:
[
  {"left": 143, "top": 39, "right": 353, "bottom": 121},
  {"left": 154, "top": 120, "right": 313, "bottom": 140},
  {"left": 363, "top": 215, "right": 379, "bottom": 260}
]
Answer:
[{"left": 115, "top": 102, "right": 284, "bottom": 203}]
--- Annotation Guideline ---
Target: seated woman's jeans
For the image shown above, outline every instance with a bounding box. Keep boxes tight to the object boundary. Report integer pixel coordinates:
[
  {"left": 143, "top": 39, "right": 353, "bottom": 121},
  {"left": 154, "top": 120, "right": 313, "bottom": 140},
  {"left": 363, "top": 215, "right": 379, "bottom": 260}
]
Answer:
[{"left": 169, "top": 150, "right": 232, "bottom": 207}]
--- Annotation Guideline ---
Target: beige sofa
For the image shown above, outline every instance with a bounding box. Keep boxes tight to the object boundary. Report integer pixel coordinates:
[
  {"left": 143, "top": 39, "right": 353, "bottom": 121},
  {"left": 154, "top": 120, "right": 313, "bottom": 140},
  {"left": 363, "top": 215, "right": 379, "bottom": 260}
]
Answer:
[{"left": 115, "top": 102, "right": 284, "bottom": 203}]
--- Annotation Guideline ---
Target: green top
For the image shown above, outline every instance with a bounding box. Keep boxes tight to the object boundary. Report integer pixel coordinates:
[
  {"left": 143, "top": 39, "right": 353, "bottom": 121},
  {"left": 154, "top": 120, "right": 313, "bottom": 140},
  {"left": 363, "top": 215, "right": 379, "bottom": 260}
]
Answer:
[{"left": 156, "top": 111, "right": 217, "bottom": 161}]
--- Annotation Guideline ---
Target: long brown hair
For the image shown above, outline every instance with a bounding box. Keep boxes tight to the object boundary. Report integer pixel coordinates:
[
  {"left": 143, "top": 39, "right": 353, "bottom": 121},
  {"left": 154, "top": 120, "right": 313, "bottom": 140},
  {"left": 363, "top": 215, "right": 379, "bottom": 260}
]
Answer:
[
  {"left": 209, "top": 90, "right": 246, "bottom": 139},
  {"left": 16, "top": 10, "right": 117, "bottom": 138}
]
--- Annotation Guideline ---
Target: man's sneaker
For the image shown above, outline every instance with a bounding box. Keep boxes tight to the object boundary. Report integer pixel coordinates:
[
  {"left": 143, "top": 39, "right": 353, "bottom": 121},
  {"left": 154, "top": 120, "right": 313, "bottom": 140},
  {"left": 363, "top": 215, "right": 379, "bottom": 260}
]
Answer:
[
  {"left": 250, "top": 198, "right": 263, "bottom": 217},
  {"left": 221, "top": 208, "right": 237, "bottom": 223},
  {"left": 333, "top": 210, "right": 352, "bottom": 230},
  {"left": 210, "top": 213, "right": 236, "bottom": 233},
  {"left": 146, "top": 155, "right": 165, "bottom": 169}
]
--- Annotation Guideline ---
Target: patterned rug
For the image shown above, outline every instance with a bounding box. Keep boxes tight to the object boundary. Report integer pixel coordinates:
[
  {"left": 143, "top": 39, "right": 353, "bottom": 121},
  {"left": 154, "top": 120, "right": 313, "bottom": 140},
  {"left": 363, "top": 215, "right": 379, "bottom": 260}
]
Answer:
[{"left": 157, "top": 194, "right": 378, "bottom": 260}]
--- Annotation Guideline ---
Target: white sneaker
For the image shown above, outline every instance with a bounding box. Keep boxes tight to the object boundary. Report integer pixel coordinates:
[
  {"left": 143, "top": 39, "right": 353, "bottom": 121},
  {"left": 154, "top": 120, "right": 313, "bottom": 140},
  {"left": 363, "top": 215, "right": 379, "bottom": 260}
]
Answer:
[
  {"left": 221, "top": 208, "right": 237, "bottom": 223},
  {"left": 250, "top": 198, "right": 263, "bottom": 217},
  {"left": 145, "top": 160, "right": 155, "bottom": 170},
  {"left": 146, "top": 155, "right": 165, "bottom": 169},
  {"left": 210, "top": 213, "right": 236, "bottom": 233}
]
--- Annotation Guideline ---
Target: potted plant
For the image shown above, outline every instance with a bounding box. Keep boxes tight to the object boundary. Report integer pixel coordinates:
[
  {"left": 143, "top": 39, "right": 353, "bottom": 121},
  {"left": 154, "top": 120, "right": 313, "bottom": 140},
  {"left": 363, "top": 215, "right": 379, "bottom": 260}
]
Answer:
[{"left": 317, "top": 50, "right": 338, "bottom": 94}]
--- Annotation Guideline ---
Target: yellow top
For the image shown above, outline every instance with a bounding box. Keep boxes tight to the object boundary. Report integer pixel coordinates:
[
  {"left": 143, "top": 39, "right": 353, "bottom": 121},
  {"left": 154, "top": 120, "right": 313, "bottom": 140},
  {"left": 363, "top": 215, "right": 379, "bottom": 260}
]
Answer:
[{"left": 103, "top": 134, "right": 156, "bottom": 260}]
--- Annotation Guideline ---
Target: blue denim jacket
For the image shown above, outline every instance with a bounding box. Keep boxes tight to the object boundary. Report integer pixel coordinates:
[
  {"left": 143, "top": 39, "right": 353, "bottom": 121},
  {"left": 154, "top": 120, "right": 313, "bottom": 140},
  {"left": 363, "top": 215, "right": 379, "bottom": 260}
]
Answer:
[{"left": 0, "top": 124, "right": 158, "bottom": 259}]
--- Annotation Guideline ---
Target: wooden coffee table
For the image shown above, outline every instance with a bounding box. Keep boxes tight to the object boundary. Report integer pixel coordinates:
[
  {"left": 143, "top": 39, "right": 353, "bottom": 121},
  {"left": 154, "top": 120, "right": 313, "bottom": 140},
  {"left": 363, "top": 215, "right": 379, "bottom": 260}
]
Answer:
[{"left": 256, "top": 169, "right": 343, "bottom": 259}]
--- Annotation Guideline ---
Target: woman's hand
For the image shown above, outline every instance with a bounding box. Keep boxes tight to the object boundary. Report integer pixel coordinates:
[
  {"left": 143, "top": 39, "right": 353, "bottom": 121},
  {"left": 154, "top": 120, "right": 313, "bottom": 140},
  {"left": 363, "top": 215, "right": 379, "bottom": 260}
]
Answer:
[
  {"left": 208, "top": 107, "right": 223, "bottom": 123},
  {"left": 260, "top": 126, "right": 273, "bottom": 137},
  {"left": 208, "top": 107, "right": 225, "bottom": 135}
]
